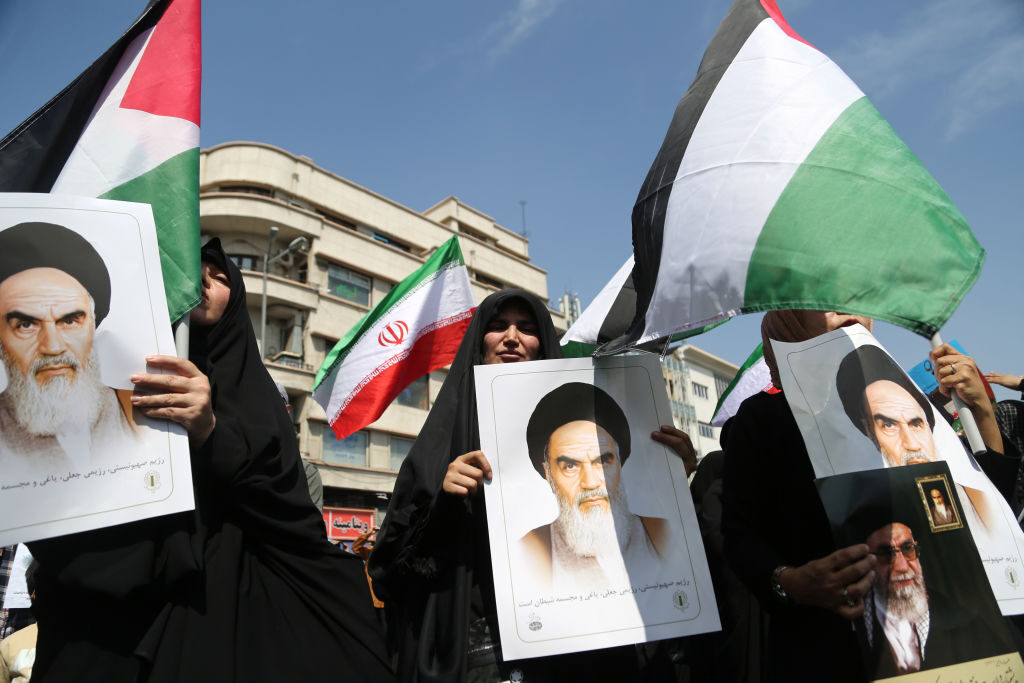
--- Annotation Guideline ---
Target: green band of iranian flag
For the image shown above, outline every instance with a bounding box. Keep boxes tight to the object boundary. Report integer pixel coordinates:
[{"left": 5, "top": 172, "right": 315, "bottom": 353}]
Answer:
[
  {"left": 599, "top": 0, "right": 983, "bottom": 354},
  {"left": 710, "top": 343, "right": 772, "bottom": 427},
  {"left": 313, "top": 236, "right": 475, "bottom": 439}
]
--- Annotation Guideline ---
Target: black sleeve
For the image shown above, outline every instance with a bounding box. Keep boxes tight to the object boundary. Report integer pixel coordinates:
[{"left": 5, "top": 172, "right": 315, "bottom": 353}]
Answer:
[
  {"left": 721, "top": 398, "right": 789, "bottom": 605},
  {"left": 973, "top": 438, "right": 1022, "bottom": 504}
]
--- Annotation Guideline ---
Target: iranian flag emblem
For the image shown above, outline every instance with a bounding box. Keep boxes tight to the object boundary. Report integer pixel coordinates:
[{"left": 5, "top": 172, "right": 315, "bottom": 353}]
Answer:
[{"left": 313, "top": 236, "right": 476, "bottom": 439}]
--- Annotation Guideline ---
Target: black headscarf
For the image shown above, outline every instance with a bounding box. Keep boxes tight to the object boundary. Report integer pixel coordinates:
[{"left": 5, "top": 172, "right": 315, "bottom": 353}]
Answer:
[
  {"left": 28, "top": 240, "right": 394, "bottom": 683},
  {"left": 132, "top": 239, "right": 392, "bottom": 681},
  {"left": 369, "top": 288, "right": 562, "bottom": 683}
]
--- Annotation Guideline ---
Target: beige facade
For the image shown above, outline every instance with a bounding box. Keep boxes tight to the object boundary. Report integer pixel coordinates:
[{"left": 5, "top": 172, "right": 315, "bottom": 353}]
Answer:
[
  {"left": 662, "top": 345, "right": 739, "bottom": 459},
  {"left": 199, "top": 141, "right": 566, "bottom": 516}
]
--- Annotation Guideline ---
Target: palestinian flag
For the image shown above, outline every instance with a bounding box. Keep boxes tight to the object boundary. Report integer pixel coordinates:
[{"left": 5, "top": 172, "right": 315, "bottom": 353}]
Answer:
[
  {"left": 710, "top": 343, "right": 774, "bottom": 427},
  {"left": 0, "top": 0, "right": 201, "bottom": 322},
  {"left": 561, "top": 255, "right": 638, "bottom": 358},
  {"left": 599, "top": 0, "right": 984, "bottom": 355},
  {"left": 561, "top": 254, "right": 726, "bottom": 358},
  {"left": 314, "top": 236, "right": 475, "bottom": 439}
]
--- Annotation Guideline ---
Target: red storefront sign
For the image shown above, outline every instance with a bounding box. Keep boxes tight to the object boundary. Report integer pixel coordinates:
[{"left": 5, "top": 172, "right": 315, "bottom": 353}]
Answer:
[{"left": 322, "top": 507, "right": 375, "bottom": 541}]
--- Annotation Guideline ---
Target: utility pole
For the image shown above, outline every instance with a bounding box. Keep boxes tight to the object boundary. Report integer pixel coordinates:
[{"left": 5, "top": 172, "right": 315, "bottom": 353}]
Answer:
[{"left": 519, "top": 200, "right": 527, "bottom": 236}]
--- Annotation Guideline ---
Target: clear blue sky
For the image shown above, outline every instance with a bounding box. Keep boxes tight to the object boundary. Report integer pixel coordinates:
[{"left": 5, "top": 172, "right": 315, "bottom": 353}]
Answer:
[{"left": 1, "top": 0, "right": 1021, "bottom": 396}]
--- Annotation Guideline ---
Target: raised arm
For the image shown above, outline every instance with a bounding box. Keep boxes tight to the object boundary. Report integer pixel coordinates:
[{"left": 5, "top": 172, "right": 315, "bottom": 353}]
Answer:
[{"left": 930, "top": 345, "right": 1003, "bottom": 453}]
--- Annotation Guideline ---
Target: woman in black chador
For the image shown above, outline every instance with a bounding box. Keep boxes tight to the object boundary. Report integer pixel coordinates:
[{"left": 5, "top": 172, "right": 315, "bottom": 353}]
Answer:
[
  {"left": 28, "top": 239, "right": 393, "bottom": 682},
  {"left": 369, "top": 289, "right": 685, "bottom": 683}
]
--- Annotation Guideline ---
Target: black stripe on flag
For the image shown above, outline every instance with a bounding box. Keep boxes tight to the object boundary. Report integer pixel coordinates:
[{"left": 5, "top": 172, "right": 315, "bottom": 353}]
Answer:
[
  {"left": 598, "top": 0, "right": 770, "bottom": 355},
  {"left": 0, "top": 0, "right": 170, "bottom": 192},
  {"left": 595, "top": 271, "right": 639, "bottom": 344}
]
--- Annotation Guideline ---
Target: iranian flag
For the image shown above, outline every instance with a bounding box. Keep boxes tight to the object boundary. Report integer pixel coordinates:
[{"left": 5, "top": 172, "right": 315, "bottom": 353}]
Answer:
[
  {"left": 0, "top": 0, "right": 201, "bottom": 322},
  {"left": 710, "top": 343, "right": 773, "bottom": 427},
  {"left": 313, "top": 236, "right": 476, "bottom": 439},
  {"left": 600, "top": 0, "right": 983, "bottom": 354}
]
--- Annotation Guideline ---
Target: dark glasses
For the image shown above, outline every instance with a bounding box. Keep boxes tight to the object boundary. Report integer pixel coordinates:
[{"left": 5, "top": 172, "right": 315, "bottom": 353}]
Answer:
[{"left": 871, "top": 541, "right": 920, "bottom": 564}]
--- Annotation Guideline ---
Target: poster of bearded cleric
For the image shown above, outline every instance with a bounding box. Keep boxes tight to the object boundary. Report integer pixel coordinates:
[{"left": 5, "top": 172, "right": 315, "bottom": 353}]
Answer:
[
  {"left": 0, "top": 194, "right": 193, "bottom": 546},
  {"left": 818, "top": 463, "right": 1023, "bottom": 680},
  {"left": 475, "top": 355, "right": 719, "bottom": 660},
  {"left": 772, "top": 324, "right": 1024, "bottom": 614}
]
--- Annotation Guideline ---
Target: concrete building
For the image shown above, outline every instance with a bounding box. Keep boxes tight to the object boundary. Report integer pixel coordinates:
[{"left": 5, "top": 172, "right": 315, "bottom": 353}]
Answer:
[
  {"left": 662, "top": 345, "right": 739, "bottom": 458},
  {"left": 198, "top": 141, "right": 567, "bottom": 526},
  {"left": 557, "top": 291, "right": 583, "bottom": 327}
]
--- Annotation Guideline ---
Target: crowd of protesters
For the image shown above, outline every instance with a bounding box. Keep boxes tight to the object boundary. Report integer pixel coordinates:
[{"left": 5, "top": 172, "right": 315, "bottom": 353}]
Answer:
[{"left": 2, "top": 278, "right": 1024, "bottom": 682}]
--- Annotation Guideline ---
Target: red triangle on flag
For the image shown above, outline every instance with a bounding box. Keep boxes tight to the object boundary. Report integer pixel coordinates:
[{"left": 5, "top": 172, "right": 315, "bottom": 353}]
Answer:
[{"left": 120, "top": 0, "right": 201, "bottom": 126}]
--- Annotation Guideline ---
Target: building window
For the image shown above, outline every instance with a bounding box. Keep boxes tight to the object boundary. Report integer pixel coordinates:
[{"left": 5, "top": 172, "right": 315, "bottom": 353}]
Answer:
[
  {"left": 692, "top": 382, "right": 709, "bottom": 399},
  {"left": 229, "top": 254, "right": 260, "bottom": 271},
  {"left": 699, "top": 422, "right": 714, "bottom": 438},
  {"left": 372, "top": 232, "right": 412, "bottom": 253},
  {"left": 714, "top": 374, "right": 731, "bottom": 398},
  {"left": 316, "top": 207, "right": 357, "bottom": 230},
  {"left": 327, "top": 264, "right": 371, "bottom": 306},
  {"left": 390, "top": 436, "right": 414, "bottom": 471},
  {"left": 395, "top": 375, "right": 429, "bottom": 410},
  {"left": 313, "top": 335, "right": 340, "bottom": 368},
  {"left": 474, "top": 271, "right": 504, "bottom": 290},
  {"left": 322, "top": 429, "right": 368, "bottom": 467},
  {"left": 219, "top": 184, "right": 272, "bottom": 197}
]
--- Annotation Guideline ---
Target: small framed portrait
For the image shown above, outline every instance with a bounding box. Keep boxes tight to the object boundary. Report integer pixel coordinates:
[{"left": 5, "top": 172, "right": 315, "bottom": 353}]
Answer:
[{"left": 916, "top": 473, "right": 962, "bottom": 532}]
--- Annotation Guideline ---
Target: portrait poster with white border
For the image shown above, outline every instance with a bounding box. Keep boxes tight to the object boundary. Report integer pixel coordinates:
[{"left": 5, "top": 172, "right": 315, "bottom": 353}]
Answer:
[
  {"left": 0, "top": 194, "right": 194, "bottom": 546},
  {"left": 817, "top": 462, "right": 1023, "bottom": 680},
  {"left": 475, "top": 354, "right": 719, "bottom": 661},
  {"left": 773, "top": 324, "right": 1024, "bottom": 614}
]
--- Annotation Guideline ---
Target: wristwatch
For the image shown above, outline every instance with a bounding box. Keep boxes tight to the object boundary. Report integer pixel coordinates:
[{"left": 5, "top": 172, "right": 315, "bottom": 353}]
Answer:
[{"left": 771, "top": 565, "right": 792, "bottom": 604}]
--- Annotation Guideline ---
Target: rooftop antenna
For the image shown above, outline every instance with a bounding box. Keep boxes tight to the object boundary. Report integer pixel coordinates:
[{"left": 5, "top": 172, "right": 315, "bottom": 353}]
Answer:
[{"left": 519, "top": 200, "right": 528, "bottom": 237}]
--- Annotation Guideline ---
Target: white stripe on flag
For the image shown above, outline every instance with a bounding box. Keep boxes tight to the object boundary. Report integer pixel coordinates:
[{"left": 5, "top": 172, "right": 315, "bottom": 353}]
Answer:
[
  {"left": 711, "top": 357, "right": 771, "bottom": 427},
  {"left": 52, "top": 28, "right": 199, "bottom": 196},
  {"left": 642, "top": 18, "right": 862, "bottom": 344},
  {"left": 561, "top": 254, "right": 633, "bottom": 346},
  {"left": 314, "top": 264, "right": 474, "bottom": 425}
]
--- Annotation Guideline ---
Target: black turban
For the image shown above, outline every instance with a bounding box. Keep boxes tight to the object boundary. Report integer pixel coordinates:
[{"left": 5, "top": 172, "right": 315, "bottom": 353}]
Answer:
[
  {"left": 836, "top": 344, "right": 935, "bottom": 435},
  {"left": 526, "top": 382, "right": 631, "bottom": 478},
  {"left": 0, "top": 222, "right": 111, "bottom": 326}
]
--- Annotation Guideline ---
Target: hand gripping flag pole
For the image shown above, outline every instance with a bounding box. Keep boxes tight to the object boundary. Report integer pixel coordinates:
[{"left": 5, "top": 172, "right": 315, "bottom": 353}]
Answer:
[{"left": 930, "top": 331, "right": 985, "bottom": 455}]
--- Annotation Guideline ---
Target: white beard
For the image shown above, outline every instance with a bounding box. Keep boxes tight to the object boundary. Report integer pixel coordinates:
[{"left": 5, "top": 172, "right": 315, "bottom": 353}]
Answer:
[
  {"left": 550, "top": 481, "right": 633, "bottom": 558},
  {"left": 882, "top": 570, "right": 930, "bottom": 623},
  {"left": 0, "top": 343, "right": 105, "bottom": 438}
]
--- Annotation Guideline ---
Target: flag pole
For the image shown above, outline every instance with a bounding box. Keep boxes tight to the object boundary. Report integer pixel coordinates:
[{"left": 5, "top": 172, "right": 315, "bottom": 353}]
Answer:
[
  {"left": 175, "top": 315, "right": 190, "bottom": 359},
  {"left": 930, "top": 332, "right": 984, "bottom": 455}
]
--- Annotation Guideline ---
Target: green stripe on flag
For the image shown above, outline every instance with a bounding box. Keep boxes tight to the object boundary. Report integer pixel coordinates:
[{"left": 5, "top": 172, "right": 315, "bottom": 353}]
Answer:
[
  {"left": 744, "top": 96, "right": 984, "bottom": 336},
  {"left": 712, "top": 342, "right": 763, "bottom": 418},
  {"left": 313, "top": 235, "right": 466, "bottom": 388},
  {"left": 101, "top": 147, "right": 201, "bottom": 321}
]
